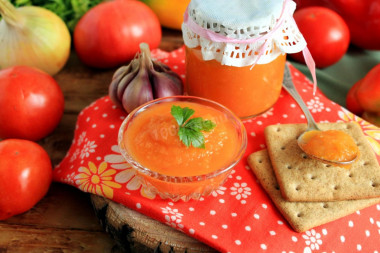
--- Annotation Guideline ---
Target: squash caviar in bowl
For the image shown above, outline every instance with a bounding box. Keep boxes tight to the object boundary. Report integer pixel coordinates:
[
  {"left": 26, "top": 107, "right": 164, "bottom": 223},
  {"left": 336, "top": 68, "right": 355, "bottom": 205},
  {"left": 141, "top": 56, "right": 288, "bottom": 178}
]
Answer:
[{"left": 118, "top": 96, "right": 247, "bottom": 201}]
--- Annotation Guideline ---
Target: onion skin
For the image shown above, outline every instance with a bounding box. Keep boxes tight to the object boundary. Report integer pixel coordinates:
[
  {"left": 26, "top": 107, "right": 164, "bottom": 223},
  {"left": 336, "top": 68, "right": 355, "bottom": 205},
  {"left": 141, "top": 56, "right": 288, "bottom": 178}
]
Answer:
[{"left": 0, "top": 2, "right": 71, "bottom": 76}]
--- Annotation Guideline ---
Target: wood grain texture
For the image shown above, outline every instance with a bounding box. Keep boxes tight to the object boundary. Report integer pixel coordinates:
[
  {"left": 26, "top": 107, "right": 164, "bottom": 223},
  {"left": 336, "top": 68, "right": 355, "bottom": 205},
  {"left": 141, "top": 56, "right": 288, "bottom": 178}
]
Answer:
[
  {"left": 0, "top": 224, "right": 116, "bottom": 253},
  {"left": 0, "top": 183, "right": 119, "bottom": 252},
  {"left": 91, "top": 195, "right": 217, "bottom": 253}
]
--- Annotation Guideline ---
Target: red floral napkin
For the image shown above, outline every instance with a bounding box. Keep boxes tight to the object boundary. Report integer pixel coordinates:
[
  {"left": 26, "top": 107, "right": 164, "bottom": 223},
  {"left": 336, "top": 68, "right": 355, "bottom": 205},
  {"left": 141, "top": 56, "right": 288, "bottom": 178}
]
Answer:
[{"left": 54, "top": 47, "right": 380, "bottom": 253}]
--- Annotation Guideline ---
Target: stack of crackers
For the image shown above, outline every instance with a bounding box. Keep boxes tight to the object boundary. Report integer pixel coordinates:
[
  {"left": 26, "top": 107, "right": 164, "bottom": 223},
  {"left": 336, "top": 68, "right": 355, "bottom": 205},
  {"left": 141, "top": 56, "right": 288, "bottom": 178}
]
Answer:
[{"left": 248, "top": 122, "right": 380, "bottom": 232}]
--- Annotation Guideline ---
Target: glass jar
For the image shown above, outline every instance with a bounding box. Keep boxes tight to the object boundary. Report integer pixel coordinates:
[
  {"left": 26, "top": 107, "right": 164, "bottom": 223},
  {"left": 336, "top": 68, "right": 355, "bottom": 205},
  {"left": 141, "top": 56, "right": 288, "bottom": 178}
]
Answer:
[
  {"left": 186, "top": 46, "right": 286, "bottom": 118},
  {"left": 182, "top": 0, "right": 310, "bottom": 118}
]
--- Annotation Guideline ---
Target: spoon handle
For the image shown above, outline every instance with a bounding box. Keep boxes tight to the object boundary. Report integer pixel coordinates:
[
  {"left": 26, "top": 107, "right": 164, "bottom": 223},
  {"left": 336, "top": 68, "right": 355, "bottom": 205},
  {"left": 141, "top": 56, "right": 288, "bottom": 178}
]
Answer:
[{"left": 282, "top": 65, "right": 319, "bottom": 131}]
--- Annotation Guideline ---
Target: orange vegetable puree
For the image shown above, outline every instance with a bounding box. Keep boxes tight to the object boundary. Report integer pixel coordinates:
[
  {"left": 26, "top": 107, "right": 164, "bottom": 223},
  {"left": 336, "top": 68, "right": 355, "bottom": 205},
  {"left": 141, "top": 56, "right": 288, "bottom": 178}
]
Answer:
[
  {"left": 299, "top": 130, "right": 359, "bottom": 163},
  {"left": 123, "top": 101, "right": 240, "bottom": 177},
  {"left": 185, "top": 47, "right": 286, "bottom": 118}
]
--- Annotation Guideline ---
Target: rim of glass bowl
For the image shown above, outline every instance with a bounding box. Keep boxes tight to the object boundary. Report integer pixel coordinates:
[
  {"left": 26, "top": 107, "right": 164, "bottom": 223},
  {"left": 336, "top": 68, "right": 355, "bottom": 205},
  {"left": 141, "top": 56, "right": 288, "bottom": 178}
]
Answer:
[{"left": 117, "top": 96, "right": 247, "bottom": 184}]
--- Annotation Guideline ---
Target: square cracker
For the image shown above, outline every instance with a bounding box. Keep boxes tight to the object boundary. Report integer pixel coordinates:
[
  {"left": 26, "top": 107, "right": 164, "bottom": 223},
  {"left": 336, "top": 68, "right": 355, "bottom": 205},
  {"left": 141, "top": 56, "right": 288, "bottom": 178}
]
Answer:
[
  {"left": 248, "top": 150, "right": 380, "bottom": 232},
  {"left": 265, "top": 122, "right": 380, "bottom": 201}
]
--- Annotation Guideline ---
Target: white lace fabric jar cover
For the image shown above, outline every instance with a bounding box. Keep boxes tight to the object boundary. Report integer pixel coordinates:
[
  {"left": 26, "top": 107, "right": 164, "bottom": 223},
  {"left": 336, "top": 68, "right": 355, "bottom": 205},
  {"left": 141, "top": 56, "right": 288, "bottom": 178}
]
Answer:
[{"left": 182, "top": 0, "right": 312, "bottom": 68}]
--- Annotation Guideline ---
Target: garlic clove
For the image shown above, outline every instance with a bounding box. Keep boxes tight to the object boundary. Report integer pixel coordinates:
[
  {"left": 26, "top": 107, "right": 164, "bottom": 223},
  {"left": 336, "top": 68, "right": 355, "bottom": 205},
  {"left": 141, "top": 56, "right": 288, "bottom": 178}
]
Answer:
[
  {"left": 112, "top": 65, "right": 130, "bottom": 80},
  {"left": 109, "top": 74, "right": 124, "bottom": 108},
  {"left": 121, "top": 67, "right": 153, "bottom": 113},
  {"left": 151, "top": 70, "right": 183, "bottom": 98},
  {"left": 116, "top": 60, "right": 140, "bottom": 102},
  {"left": 152, "top": 60, "right": 171, "bottom": 72},
  {"left": 108, "top": 42, "right": 184, "bottom": 113},
  {"left": 109, "top": 64, "right": 133, "bottom": 107}
]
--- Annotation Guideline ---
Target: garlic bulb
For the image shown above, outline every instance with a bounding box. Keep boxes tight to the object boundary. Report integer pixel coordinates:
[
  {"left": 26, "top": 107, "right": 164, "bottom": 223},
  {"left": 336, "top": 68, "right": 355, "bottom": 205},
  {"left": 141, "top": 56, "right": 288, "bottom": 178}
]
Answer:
[
  {"left": 109, "top": 43, "right": 183, "bottom": 113},
  {"left": 0, "top": 0, "right": 71, "bottom": 75}
]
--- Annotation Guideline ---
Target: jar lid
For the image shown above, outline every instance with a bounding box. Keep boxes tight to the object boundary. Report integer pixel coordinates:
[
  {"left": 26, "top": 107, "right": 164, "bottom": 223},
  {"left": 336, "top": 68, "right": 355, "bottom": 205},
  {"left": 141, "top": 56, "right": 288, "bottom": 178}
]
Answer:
[
  {"left": 187, "top": 0, "right": 283, "bottom": 39},
  {"left": 182, "top": 0, "right": 308, "bottom": 66}
]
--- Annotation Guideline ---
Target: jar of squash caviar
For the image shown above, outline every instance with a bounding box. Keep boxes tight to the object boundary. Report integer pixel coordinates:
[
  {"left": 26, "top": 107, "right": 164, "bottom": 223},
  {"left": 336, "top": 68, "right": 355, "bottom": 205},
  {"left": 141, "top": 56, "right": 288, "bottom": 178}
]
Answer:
[{"left": 182, "top": 0, "right": 315, "bottom": 118}]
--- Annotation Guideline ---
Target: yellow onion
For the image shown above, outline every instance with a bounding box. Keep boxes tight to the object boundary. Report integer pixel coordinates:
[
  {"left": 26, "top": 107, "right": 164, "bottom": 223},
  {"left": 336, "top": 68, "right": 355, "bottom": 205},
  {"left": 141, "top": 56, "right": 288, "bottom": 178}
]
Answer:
[{"left": 0, "top": 0, "right": 71, "bottom": 75}]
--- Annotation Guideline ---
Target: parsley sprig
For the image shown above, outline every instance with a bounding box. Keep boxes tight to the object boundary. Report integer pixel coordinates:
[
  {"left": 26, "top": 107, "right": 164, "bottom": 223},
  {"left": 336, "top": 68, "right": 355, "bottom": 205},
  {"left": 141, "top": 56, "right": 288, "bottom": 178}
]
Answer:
[{"left": 171, "top": 105, "right": 216, "bottom": 149}]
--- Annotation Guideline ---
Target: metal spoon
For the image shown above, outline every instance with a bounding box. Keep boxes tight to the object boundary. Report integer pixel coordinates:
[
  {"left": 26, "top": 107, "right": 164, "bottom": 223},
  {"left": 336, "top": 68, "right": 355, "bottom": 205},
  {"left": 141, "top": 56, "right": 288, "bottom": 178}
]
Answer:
[{"left": 282, "top": 64, "right": 358, "bottom": 165}]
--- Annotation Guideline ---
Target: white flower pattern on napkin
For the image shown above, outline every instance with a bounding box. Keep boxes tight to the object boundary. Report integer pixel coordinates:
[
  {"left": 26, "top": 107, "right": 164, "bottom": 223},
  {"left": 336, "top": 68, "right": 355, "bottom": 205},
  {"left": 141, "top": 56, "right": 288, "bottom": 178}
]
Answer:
[
  {"left": 230, "top": 182, "right": 251, "bottom": 204},
  {"left": 307, "top": 97, "right": 325, "bottom": 113},
  {"left": 260, "top": 108, "right": 274, "bottom": 118},
  {"left": 69, "top": 148, "right": 80, "bottom": 163},
  {"left": 302, "top": 229, "right": 323, "bottom": 252},
  {"left": 161, "top": 206, "right": 184, "bottom": 230},
  {"left": 80, "top": 139, "right": 97, "bottom": 159},
  {"left": 77, "top": 131, "right": 87, "bottom": 145},
  {"left": 211, "top": 186, "right": 227, "bottom": 197},
  {"left": 104, "top": 145, "right": 155, "bottom": 199}
]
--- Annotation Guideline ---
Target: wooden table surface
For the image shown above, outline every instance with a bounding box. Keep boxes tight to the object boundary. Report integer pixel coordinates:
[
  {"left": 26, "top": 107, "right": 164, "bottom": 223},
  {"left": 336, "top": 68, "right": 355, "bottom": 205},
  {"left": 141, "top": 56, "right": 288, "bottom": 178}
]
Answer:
[{"left": 0, "top": 28, "right": 185, "bottom": 253}]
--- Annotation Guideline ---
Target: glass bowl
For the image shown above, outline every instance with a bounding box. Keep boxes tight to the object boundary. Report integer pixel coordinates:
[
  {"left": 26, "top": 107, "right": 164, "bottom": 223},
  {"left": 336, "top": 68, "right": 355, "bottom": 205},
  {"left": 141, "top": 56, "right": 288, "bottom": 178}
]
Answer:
[{"left": 118, "top": 96, "right": 247, "bottom": 201}]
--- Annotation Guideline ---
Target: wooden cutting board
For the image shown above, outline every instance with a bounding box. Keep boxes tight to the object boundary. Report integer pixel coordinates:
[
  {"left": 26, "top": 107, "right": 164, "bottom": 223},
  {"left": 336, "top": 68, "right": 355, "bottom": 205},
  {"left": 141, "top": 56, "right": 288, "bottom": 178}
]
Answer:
[{"left": 91, "top": 195, "right": 217, "bottom": 253}]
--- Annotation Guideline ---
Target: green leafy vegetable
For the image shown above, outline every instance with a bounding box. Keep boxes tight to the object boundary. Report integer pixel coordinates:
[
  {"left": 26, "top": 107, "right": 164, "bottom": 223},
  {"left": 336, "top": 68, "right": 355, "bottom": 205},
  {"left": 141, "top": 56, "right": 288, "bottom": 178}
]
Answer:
[
  {"left": 9, "top": 0, "right": 103, "bottom": 32},
  {"left": 171, "top": 105, "right": 216, "bottom": 149}
]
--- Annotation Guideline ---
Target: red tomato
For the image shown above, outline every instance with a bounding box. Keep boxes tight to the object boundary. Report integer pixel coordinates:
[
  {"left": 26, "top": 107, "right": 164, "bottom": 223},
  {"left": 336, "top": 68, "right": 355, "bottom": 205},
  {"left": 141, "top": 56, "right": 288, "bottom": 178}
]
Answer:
[
  {"left": 296, "top": 0, "right": 380, "bottom": 50},
  {"left": 0, "top": 66, "right": 64, "bottom": 141},
  {"left": 346, "top": 79, "right": 364, "bottom": 115},
  {"left": 295, "top": 0, "right": 380, "bottom": 50},
  {"left": 74, "top": 0, "right": 162, "bottom": 68},
  {"left": 291, "top": 7, "right": 350, "bottom": 68},
  {"left": 325, "top": 0, "right": 380, "bottom": 50},
  {"left": 0, "top": 139, "right": 52, "bottom": 220},
  {"left": 356, "top": 64, "right": 380, "bottom": 113}
]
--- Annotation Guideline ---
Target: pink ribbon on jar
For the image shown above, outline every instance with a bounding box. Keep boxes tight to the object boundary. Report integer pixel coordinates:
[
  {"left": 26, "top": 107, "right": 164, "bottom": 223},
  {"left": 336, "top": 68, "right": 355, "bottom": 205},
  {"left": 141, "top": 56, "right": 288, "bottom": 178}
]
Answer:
[{"left": 183, "top": 0, "right": 317, "bottom": 95}]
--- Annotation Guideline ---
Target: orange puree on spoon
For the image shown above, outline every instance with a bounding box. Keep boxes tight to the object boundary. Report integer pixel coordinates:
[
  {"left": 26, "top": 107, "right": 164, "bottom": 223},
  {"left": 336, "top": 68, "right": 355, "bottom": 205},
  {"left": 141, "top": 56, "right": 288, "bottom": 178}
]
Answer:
[{"left": 299, "top": 130, "right": 359, "bottom": 164}]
